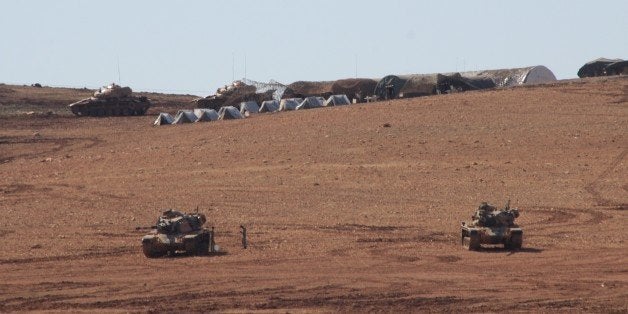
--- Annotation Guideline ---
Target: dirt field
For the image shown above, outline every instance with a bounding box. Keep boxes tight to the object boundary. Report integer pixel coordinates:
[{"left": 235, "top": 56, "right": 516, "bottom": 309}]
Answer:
[
  {"left": 0, "top": 77, "right": 626, "bottom": 312},
  {"left": 0, "top": 84, "right": 198, "bottom": 116}
]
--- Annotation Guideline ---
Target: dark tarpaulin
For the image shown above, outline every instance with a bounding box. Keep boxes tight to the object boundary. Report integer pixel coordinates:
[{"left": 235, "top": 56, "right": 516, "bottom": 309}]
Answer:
[
  {"left": 436, "top": 73, "right": 496, "bottom": 94},
  {"left": 374, "top": 75, "right": 411, "bottom": 100},
  {"left": 577, "top": 58, "right": 624, "bottom": 78},
  {"left": 284, "top": 81, "right": 334, "bottom": 99},
  {"left": 605, "top": 60, "right": 628, "bottom": 76},
  {"left": 398, "top": 75, "right": 438, "bottom": 98},
  {"left": 330, "top": 78, "right": 378, "bottom": 102}
]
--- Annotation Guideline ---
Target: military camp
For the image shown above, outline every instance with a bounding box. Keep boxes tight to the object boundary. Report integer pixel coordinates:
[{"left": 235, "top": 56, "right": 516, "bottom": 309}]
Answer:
[{"left": 1, "top": 1, "right": 626, "bottom": 312}]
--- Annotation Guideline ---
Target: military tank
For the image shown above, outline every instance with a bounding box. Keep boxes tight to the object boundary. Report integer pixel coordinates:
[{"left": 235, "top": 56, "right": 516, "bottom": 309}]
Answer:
[
  {"left": 461, "top": 201, "right": 523, "bottom": 251},
  {"left": 141, "top": 209, "right": 217, "bottom": 258},
  {"left": 68, "top": 83, "right": 151, "bottom": 116},
  {"left": 193, "top": 80, "right": 276, "bottom": 110}
]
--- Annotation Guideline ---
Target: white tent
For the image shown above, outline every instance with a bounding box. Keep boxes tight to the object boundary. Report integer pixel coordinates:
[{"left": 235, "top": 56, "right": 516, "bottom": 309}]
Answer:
[
  {"left": 194, "top": 108, "right": 219, "bottom": 122},
  {"left": 153, "top": 113, "right": 174, "bottom": 126},
  {"left": 172, "top": 110, "right": 197, "bottom": 124},
  {"left": 279, "top": 98, "right": 300, "bottom": 111},
  {"left": 324, "top": 94, "right": 351, "bottom": 106},
  {"left": 259, "top": 100, "right": 279, "bottom": 113},
  {"left": 218, "top": 106, "right": 244, "bottom": 120},
  {"left": 296, "top": 96, "right": 324, "bottom": 110},
  {"left": 518, "top": 66, "right": 557, "bottom": 85},
  {"left": 240, "top": 101, "right": 260, "bottom": 116}
]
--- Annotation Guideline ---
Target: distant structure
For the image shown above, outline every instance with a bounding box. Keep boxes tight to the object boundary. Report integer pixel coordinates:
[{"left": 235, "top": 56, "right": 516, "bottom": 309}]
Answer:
[
  {"left": 465, "top": 65, "right": 557, "bottom": 87},
  {"left": 195, "top": 65, "right": 557, "bottom": 112},
  {"left": 578, "top": 58, "right": 627, "bottom": 78},
  {"left": 330, "top": 78, "right": 378, "bottom": 103},
  {"left": 284, "top": 78, "right": 378, "bottom": 103},
  {"left": 193, "top": 79, "right": 279, "bottom": 111},
  {"left": 374, "top": 66, "right": 557, "bottom": 100},
  {"left": 283, "top": 81, "right": 334, "bottom": 99}
]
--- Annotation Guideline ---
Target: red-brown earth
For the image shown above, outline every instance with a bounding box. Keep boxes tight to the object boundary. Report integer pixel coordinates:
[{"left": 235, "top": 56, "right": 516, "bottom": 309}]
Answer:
[{"left": 0, "top": 77, "right": 626, "bottom": 312}]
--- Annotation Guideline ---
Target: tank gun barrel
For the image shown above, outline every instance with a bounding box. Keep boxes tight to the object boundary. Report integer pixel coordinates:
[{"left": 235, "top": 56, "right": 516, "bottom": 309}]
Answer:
[{"left": 135, "top": 226, "right": 157, "bottom": 231}]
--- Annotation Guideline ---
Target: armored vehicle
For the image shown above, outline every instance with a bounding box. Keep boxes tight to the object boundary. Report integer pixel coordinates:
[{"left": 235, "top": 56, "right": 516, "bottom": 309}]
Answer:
[
  {"left": 69, "top": 83, "right": 151, "bottom": 116},
  {"left": 461, "top": 201, "right": 522, "bottom": 251},
  {"left": 141, "top": 209, "right": 217, "bottom": 258}
]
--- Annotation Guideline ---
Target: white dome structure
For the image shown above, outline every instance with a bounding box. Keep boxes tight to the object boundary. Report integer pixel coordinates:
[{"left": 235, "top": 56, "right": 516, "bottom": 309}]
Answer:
[{"left": 465, "top": 66, "right": 557, "bottom": 87}]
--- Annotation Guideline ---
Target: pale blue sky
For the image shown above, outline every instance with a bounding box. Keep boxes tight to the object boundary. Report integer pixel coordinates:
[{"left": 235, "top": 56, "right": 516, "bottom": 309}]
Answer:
[{"left": 1, "top": 0, "right": 626, "bottom": 95}]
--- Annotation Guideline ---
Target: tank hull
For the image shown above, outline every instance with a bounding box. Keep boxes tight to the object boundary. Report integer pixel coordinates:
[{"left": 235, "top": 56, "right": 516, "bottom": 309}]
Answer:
[
  {"left": 69, "top": 96, "right": 151, "bottom": 117},
  {"left": 142, "top": 230, "right": 214, "bottom": 258},
  {"left": 461, "top": 226, "right": 523, "bottom": 250}
]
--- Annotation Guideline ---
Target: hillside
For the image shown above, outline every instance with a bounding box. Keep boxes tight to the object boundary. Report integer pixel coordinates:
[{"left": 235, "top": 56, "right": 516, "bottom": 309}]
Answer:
[
  {"left": 0, "top": 83, "right": 199, "bottom": 116},
  {"left": 0, "top": 77, "right": 626, "bottom": 312}
]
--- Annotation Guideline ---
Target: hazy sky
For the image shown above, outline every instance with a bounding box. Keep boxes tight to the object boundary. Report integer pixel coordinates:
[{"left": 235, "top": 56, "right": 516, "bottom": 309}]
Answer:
[{"left": 1, "top": 0, "right": 626, "bottom": 95}]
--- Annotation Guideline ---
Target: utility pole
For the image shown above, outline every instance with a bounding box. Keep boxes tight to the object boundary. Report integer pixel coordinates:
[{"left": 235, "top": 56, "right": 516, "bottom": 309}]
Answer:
[{"left": 232, "top": 52, "right": 235, "bottom": 82}]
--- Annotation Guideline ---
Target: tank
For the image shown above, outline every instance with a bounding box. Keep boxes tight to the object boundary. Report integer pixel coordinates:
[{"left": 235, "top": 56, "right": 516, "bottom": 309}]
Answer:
[
  {"left": 68, "top": 83, "right": 151, "bottom": 116},
  {"left": 193, "top": 80, "right": 275, "bottom": 110},
  {"left": 193, "top": 95, "right": 225, "bottom": 111},
  {"left": 141, "top": 209, "right": 217, "bottom": 258},
  {"left": 461, "top": 201, "right": 523, "bottom": 251}
]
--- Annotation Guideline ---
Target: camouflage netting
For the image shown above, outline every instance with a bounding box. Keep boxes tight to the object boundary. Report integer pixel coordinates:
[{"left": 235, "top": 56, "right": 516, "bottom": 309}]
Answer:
[
  {"left": 436, "top": 73, "right": 496, "bottom": 93},
  {"left": 195, "top": 80, "right": 279, "bottom": 110},
  {"left": 395, "top": 74, "right": 496, "bottom": 98},
  {"left": 398, "top": 75, "right": 439, "bottom": 98},
  {"left": 330, "top": 78, "right": 378, "bottom": 102},
  {"left": 222, "top": 89, "right": 274, "bottom": 108},
  {"left": 242, "top": 78, "right": 287, "bottom": 100},
  {"left": 284, "top": 81, "right": 334, "bottom": 99}
]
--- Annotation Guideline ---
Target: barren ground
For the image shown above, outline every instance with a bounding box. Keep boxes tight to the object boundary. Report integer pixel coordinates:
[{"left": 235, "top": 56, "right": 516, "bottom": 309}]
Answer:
[{"left": 0, "top": 77, "right": 627, "bottom": 312}]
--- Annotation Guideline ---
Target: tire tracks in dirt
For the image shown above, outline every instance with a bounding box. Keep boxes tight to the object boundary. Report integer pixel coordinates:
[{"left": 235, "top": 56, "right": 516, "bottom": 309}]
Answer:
[
  {"left": 0, "top": 246, "right": 135, "bottom": 265},
  {"left": 584, "top": 148, "right": 627, "bottom": 209},
  {"left": 1, "top": 181, "right": 129, "bottom": 203},
  {"left": 529, "top": 206, "right": 612, "bottom": 231},
  {"left": 0, "top": 135, "right": 102, "bottom": 163},
  {"left": 0, "top": 285, "right": 480, "bottom": 312}
]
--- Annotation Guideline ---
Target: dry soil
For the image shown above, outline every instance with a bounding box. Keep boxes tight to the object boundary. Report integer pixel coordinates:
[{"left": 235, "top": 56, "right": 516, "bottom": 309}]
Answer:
[{"left": 0, "top": 77, "right": 626, "bottom": 312}]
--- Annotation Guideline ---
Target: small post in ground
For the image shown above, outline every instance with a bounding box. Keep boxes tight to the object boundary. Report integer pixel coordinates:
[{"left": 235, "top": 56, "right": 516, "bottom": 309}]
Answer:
[{"left": 240, "top": 225, "right": 247, "bottom": 249}]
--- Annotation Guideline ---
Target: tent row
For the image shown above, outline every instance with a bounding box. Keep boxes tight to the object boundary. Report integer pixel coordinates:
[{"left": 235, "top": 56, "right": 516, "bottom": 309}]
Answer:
[
  {"left": 241, "top": 95, "right": 350, "bottom": 114},
  {"left": 154, "top": 107, "right": 242, "bottom": 126},
  {"left": 154, "top": 94, "right": 352, "bottom": 126}
]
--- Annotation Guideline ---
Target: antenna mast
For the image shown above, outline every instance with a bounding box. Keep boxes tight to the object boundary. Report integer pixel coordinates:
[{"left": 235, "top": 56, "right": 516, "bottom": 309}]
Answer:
[{"left": 117, "top": 56, "right": 121, "bottom": 84}]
